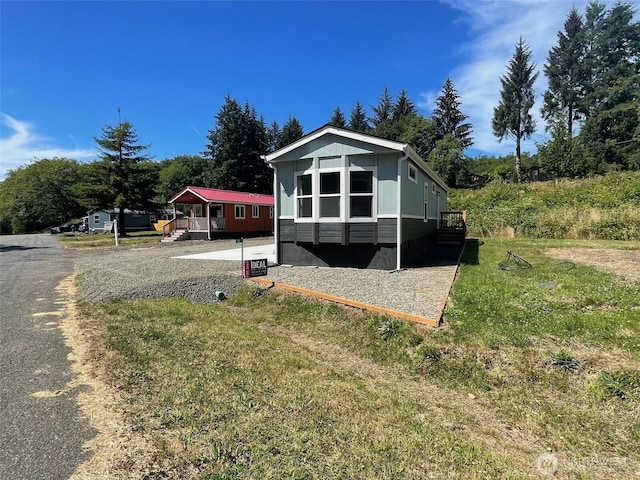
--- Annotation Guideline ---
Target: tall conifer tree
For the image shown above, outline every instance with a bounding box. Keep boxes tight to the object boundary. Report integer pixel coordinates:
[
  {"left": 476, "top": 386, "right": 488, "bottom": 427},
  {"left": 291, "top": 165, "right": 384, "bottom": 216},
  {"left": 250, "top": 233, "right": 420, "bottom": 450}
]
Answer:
[
  {"left": 492, "top": 37, "right": 539, "bottom": 182},
  {"left": 432, "top": 78, "right": 474, "bottom": 148},
  {"left": 93, "top": 120, "right": 158, "bottom": 235},
  {"left": 542, "top": 8, "right": 586, "bottom": 137}
]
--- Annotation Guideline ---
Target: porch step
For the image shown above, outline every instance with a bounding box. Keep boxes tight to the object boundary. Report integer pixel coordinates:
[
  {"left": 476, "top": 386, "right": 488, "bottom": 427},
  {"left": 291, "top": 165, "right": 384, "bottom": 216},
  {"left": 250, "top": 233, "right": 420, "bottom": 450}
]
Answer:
[
  {"left": 436, "top": 228, "right": 466, "bottom": 246},
  {"left": 162, "top": 229, "right": 189, "bottom": 242}
]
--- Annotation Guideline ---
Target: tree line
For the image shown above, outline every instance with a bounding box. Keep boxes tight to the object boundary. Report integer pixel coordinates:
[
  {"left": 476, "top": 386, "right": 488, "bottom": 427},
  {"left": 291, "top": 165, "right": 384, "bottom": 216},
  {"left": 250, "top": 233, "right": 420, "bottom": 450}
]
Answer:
[{"left": 1, "top": 1, "right": 637, "bottom": 234}]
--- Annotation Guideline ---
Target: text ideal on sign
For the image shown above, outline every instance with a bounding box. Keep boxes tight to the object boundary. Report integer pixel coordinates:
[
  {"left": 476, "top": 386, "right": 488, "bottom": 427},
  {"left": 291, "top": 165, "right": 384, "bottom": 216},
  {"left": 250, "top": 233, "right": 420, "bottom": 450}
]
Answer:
[{"left": 244, "top": 258, "right": 268, "bottom": 278}]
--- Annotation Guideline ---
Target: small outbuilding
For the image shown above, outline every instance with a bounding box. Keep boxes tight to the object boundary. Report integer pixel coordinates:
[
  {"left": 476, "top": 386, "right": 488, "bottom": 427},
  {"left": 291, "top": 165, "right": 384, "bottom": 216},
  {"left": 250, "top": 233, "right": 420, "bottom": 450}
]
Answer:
[
  {"left": 85, "top": 209, "right": 157, "bottom": 233},
  {"left": 164, "top": 186, "right": 274, "bottom": 241},
  {"left": 264, "top": 125, "right": 460, "bottom": 270}
]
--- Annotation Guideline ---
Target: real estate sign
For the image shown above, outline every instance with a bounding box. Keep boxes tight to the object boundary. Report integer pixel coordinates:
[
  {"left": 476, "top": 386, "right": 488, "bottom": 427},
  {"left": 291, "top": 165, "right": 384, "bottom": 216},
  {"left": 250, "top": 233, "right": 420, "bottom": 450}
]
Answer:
[{"left": 244, "top": 258, "right": 268, "bottom": 278}]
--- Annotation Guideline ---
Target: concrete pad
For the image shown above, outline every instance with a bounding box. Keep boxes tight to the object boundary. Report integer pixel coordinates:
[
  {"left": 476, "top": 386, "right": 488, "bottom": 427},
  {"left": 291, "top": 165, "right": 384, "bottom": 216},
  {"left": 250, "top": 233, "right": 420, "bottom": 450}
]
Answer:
[{"left": 174, "top": 244, "right": 276, "bottom": 263}]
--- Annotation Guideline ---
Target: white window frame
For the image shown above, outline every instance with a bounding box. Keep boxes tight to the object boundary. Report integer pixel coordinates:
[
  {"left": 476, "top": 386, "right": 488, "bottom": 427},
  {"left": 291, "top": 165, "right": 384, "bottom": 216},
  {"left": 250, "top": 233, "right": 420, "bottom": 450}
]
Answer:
[
  {"left": 408, "top": 163, "right": 418, "bottom": 184},
  {"left": 318, "top": 168, "right": 343, "bottom": 222},
  {"left": 294, "top": 170, "right": 315, "bottom": 222},
  {"left": 93, "top": 214, "right": 100, "bottom": 225},
  {"left": 348, "top": 166, "right": 377, "bottom": 222},
  {"left": 252, "top": 205, "right": 259, "bottom": 218},
  {"left": 235, "top": 204, "right": 246, "bottom": 220},
  {"left": 294, "top": 166, "right": 377, "bottom": 223},
  {"left": 432, "top": 181, "right": 436, "bottom": 194},
  {"left": 269, "top": 206, "right": 274, "bottom": 219}
]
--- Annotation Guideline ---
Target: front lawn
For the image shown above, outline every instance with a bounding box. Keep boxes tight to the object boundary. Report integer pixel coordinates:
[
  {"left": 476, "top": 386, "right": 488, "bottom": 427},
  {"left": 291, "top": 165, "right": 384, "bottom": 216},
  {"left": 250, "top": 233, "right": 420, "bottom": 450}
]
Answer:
[{"left": 73, "top": 238, "right": 640, "bottom": 478}]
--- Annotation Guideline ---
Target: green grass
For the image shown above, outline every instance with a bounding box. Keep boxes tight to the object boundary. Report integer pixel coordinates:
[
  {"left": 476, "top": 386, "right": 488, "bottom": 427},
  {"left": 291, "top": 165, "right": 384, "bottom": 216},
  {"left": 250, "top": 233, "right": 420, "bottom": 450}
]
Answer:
[
  {"left": 78, "top": 238, "right": 640, "bottom": 478},
  {"left": 58, "top": 230, "right": 162, "bottom": 248}
]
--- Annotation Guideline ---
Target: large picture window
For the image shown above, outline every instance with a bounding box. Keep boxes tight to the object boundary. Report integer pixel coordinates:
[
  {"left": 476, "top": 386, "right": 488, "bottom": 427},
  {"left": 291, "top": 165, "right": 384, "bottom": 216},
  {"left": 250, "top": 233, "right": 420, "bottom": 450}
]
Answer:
[
  {"left": 296, "top": 173, "right": 313, "bottom": 218},
  {"left": 349, "top": 170, "right": 373, "bottom": 218},
  {"left": 319, "top": 171, "right": 341, "bottom": 218}
]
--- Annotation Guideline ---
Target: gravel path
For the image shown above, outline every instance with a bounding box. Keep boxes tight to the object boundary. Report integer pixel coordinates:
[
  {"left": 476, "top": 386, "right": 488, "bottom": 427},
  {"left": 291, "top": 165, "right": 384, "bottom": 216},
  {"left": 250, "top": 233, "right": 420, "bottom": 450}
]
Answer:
[{"left": 73, "top": 237, "right": 460, "bottom": 322}]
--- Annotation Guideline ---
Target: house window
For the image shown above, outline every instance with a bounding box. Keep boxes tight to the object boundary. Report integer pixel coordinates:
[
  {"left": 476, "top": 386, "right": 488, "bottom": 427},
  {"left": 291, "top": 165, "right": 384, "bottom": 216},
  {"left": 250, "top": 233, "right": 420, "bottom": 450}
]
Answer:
[
  {"left": 349, "top": 170, "right": 374, "bottom": 218},
  {"left": 319, "top": 171, "right": 341, "bottom": 218},
  {"left": 150, "top": 215, "right": 156, "bottom": 223},
  {"left": 296, "top": 173, "right": 313, "bottom": 218},
  {"left": 252, "top": 205, "right": 259, "bottom": 218},
  {"left": 269, "top": 206, "right": 274, "bottom": 219},
  {"left": 93, "top": 214, "right": 100, "bottom": 225},
  {"left": 408, "top": 164, "right": 417, "bottom": 183},
  {"left": 235, "top": 205, "right": 246, "bottom": 219},
  {"left": 432, "top": 181, "right": 436, "bottom": 194}
]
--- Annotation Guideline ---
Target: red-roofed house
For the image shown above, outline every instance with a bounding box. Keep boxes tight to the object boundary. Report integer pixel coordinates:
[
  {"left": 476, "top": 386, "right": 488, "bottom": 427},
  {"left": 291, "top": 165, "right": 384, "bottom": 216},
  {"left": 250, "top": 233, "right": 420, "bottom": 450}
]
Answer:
[{"left": 163, "top": 186, "right": 274, "bottom": 241}]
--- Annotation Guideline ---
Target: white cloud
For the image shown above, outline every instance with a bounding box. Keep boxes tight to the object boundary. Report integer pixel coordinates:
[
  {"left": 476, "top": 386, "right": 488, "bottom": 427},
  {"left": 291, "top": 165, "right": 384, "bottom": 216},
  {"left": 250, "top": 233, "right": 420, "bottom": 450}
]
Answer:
[
  {"left": 432, "top": 0, "right": 622, "bottom": 157},
  {"left": 0, "top": 113, "right": 96, "bottom": 180}
]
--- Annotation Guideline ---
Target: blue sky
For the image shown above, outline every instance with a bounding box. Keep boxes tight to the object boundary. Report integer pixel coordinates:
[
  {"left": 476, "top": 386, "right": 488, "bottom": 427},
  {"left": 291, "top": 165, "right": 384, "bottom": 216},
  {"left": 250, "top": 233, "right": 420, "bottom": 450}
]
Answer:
[{"left": 0, "top": 0, "right": 632, "bottom": 179}]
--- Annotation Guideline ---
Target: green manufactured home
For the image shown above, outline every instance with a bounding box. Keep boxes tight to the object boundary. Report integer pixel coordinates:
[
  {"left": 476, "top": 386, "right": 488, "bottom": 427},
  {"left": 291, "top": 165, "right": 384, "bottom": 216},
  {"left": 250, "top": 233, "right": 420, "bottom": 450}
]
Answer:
[{"left": 264, "top": 125, "right": 451, "bottom": 270}]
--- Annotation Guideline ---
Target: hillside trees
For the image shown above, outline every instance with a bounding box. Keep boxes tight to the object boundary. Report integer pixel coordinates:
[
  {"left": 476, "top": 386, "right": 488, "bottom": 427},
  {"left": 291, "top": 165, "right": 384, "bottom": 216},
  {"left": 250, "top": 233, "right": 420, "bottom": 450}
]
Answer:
[
  {"left": 539, "top": 2, "right": 640, "bottom": 176},
  {"left": 157, "top": 155, "right": 208, "bottom": 201},
  {"left": 580, "top": 1, "right": 640, "bottom": 170},
  {"left": 203, "top": 95, "right": 272, "bottom": 194},
  {"left": 0, "top": 158, "right": 85, "bottom": 234},
  {"left": 492, "top": 37, "right": 539, "bottom": 182},
  {"left": 89, "top": 121, "right": 160, "bottom": 236}
]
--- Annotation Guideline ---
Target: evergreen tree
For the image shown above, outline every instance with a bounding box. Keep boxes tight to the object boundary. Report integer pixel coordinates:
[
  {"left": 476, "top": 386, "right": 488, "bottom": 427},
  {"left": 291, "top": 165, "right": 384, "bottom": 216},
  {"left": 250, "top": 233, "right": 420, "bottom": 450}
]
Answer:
[
  {"left": 492, "top": 37, "right": 539, "bottom": 182},
  {"left": 392, "top": 89, "right": 416, "bottom": 122},
  {"left": 370, "top": 87, "right": 394, "bottom": 128},
  {"left": 432, "top": 78, "right": 474, "bottom": 148},
  {"left": 266, "top": 121, "right": 280, "bottom": 153},
  {"left": 348, "top": 100, "right": 371, "bottom": 133},
  {"left": 92, "top": 120, "right": 159, "bottom": 235},
  {"left": 277, "top": 116, "right": 304, "bottom": 149},
  {"left": 580, "top": 1, "right": 640, "bottom": 170},
  {"left": 203, "top": 95, "right": 272, "bottom": 194},
  {"left": 329, "top": 106, "right": 347, "bottom": 128},
  {"left": 542, "top": 8, "right": 587, "bottom": 137}
]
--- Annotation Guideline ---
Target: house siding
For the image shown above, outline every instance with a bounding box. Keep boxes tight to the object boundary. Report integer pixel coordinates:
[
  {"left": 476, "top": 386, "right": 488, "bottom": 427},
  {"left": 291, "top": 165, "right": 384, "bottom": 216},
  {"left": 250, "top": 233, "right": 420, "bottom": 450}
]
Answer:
[{"left": 269, "top": 126, "right": 449, "bottom": 270}]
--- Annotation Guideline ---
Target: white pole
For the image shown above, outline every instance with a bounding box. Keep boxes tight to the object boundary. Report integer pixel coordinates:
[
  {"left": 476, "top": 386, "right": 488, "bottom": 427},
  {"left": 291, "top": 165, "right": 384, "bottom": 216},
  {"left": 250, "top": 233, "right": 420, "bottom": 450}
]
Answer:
[
  {"left": 114, "top": 219, "right": 119, "bottom": 247},
  {"left": 240, "top": 237, "right": 244, "bottom": 278}
]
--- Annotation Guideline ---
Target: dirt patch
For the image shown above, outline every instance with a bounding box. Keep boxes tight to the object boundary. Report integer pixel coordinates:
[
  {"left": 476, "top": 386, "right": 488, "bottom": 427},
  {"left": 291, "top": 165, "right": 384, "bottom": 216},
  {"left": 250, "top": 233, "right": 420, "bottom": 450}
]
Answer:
[{"left": 543, "top": 248, "right": 640, "bottom": 283}]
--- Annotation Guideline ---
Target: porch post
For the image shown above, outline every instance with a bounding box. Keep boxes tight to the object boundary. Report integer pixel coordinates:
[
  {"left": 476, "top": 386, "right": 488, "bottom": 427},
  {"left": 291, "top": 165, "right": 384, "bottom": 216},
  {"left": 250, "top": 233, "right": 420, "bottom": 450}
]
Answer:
[{"left": 207, "top": 202, "right": 211, "bottom": 240}]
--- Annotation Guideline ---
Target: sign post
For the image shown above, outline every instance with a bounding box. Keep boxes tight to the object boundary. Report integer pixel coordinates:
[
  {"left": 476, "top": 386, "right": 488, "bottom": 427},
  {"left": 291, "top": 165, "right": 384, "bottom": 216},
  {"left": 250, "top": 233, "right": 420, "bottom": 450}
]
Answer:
[
  {"left": 237, "top": 237, "right": 243, "bottom": 277},
  {"left": 114, "top": 219, "right": 119, "bottom": 247}
]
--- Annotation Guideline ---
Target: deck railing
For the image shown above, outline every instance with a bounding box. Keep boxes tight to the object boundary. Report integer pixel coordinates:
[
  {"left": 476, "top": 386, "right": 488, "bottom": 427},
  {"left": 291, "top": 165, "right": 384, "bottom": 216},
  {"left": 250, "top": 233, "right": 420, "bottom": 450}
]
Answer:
[
  {"left": 440, "top": 211, "right": 467, "bottom": 231},
  {"left": 162, "top": 217, "right": 226, "bottom": 237}
]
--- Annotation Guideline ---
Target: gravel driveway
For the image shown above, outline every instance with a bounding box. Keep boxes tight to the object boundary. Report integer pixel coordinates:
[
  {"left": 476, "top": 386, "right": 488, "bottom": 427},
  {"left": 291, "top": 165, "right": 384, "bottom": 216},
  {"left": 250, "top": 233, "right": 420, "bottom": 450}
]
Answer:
[{"left": 73, "top": 237, "right": 461, "bottom": 324}]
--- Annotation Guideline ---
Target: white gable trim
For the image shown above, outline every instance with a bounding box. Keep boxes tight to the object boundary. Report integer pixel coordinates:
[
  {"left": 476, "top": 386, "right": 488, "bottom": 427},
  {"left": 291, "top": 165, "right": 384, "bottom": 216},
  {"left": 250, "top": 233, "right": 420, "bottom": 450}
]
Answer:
[{"left": 264, "top": 125, "right": 405, "bottom": 163}]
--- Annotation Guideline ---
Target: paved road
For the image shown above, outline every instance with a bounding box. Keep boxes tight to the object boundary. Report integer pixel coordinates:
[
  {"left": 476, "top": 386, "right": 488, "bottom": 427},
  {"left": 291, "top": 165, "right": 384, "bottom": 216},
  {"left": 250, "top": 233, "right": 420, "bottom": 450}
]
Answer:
[{"left": 0, "top": 234, "right": 94, "bottom": 480}]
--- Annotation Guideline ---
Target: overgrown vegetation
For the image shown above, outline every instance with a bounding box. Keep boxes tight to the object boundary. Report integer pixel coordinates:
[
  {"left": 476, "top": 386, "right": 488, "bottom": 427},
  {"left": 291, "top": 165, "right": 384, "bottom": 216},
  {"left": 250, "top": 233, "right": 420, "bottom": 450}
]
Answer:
[
  {"left": 450, "top": 171, "right": 640, "bottom": 240},
  {"left": 78, "top": 238, "right": 640, "bottom": 478}
]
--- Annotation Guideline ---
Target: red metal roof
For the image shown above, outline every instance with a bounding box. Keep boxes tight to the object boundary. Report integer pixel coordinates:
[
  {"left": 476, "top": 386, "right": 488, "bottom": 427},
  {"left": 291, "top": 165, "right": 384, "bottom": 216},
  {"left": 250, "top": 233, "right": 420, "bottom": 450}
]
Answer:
[{"left": 168, "top": 186, "right": 274, "bottom": 206}]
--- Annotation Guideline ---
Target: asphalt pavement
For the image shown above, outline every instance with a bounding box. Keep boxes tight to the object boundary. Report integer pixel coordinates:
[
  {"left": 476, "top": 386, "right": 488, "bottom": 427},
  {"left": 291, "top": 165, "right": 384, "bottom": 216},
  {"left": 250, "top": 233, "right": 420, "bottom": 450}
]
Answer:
[{"left": 0, "top": 234, "right": 94, "bottom": 480}]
